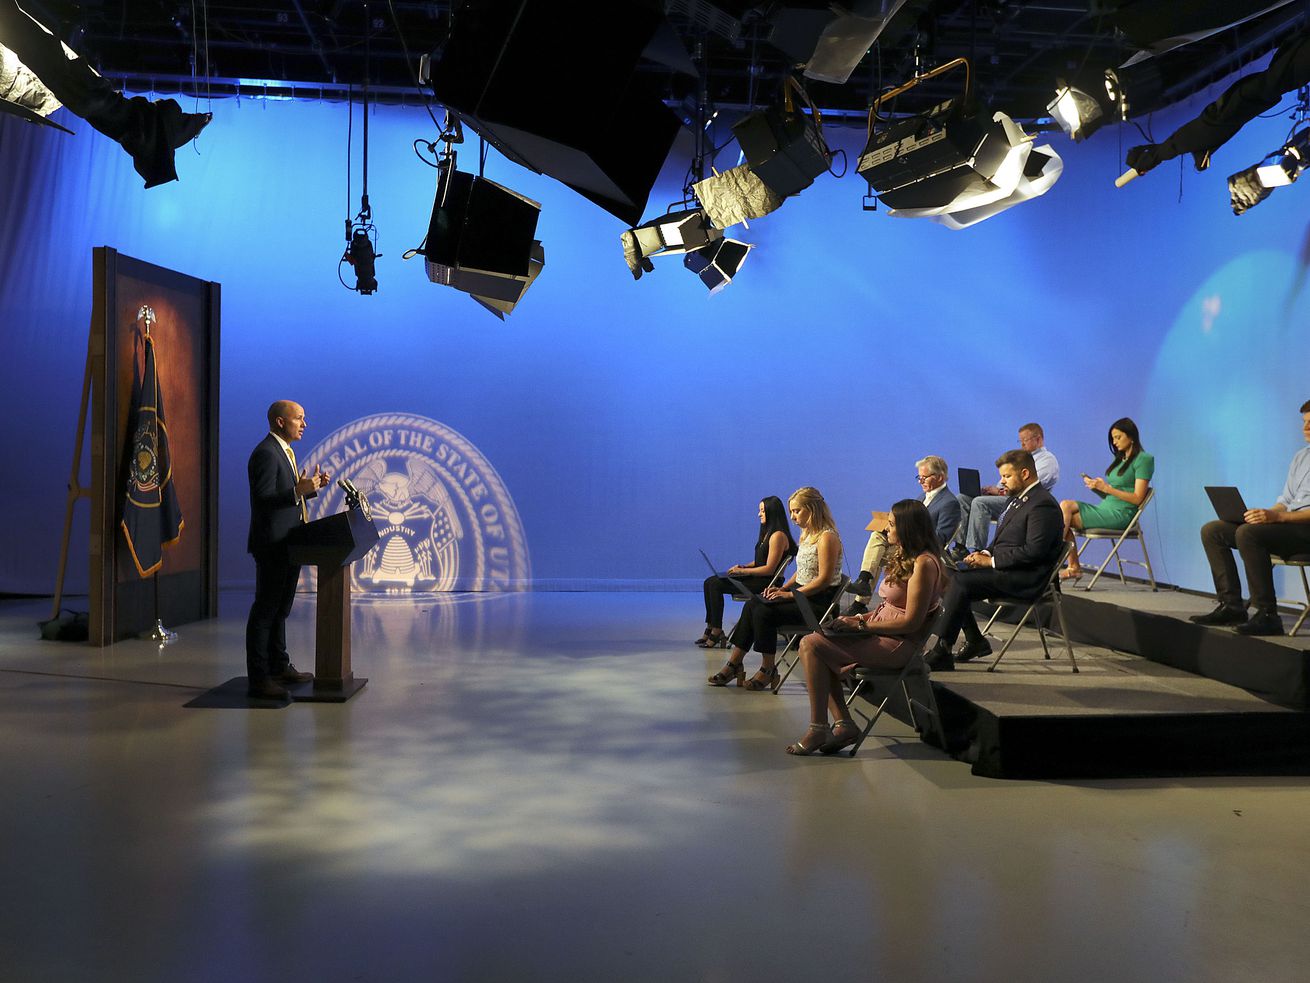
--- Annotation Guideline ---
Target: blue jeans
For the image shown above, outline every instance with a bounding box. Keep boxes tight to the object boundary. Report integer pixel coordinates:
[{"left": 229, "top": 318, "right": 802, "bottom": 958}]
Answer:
[{"left": 960, "top": 494, "right": 1007, "bottom": 551}]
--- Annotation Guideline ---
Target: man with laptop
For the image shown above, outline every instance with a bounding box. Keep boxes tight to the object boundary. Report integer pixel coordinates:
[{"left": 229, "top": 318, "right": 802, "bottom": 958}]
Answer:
[
  {"left": 950, "top": 423, "right": 1060, "bottom": 559},
  {"left": 927, "top": 448, "right": 1065, "bottom": 668},
  {"left": 846, "top": 455, "right": 961, "bottom": 609},
  {"left": 1192, "top": 400, "right": 1310, "bottom": 635}
]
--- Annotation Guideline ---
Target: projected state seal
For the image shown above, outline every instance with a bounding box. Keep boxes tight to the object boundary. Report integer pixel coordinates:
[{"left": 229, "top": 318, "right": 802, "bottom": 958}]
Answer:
[{"left": 300, "top": 413, "right": 530, "bottom": 593}]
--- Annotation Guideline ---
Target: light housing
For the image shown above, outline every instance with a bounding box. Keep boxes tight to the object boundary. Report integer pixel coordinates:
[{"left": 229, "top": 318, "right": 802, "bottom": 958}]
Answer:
[
  {"left": 683, "top": 238, "right": 752, "bottom": 294},
  {"left": 1047, "top": 84, "right": 1106, "bottom": 142},
  {"left": 1227, "top": 128, "right": 1310, "bottom": 215}
]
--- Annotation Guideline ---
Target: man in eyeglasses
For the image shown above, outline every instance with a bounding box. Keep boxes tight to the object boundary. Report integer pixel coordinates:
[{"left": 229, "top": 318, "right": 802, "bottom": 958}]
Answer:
[{"left": 846, "top": 455, "right": 961, "bottom": 610}]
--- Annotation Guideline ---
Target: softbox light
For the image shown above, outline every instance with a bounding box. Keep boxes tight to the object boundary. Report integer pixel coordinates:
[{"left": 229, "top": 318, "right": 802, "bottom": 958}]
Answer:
[
  {"left": 427, "top": 0, "right": 685, "bottom": 226},
  {"left": 868, "top": 112, "right": 1063, "bottom": 228},
  {"left": 919, "top": 144, "right": 1063, "bottom": 230},
  {"left": 420, "top": 168, "right": 545, "bottom": 315}
]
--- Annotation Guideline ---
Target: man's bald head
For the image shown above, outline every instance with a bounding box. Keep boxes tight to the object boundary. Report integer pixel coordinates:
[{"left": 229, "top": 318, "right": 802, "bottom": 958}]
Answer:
[{"left": 267, "top": 401, "right": 307, "bottom": 442}]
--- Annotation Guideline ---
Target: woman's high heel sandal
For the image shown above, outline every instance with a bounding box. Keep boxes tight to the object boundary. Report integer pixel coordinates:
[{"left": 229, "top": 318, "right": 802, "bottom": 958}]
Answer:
[
  {"left": 786, "top": 723, "right": 831, "bottom": 756},
  {"left": 820, "top": 719, "right": 860, "bottom": 755},
  {"left": 708, "top": 661, "right": 745, "bottom": 687},
  {"left": 695, "top": 629, "right": 727, "bottom": 649},
  {"left": 744, "top": 664, "right": 780, "bottom": 692}
]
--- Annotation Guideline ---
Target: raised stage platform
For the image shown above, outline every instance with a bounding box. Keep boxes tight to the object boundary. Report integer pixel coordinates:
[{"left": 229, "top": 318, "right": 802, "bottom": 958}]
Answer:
[{"left": 864, "top": 582, "right": 1310, "bottom": 779}]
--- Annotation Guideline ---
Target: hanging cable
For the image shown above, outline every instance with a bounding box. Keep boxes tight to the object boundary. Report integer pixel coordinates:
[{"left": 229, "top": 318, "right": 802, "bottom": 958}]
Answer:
[{"left": 341, "top": 4, "right": 380, "bottom": 294}]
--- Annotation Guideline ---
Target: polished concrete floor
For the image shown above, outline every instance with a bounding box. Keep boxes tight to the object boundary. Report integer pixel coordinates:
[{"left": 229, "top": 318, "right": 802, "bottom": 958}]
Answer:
[{"left": 3, "top": 590, "right": 1310, "bottom": 983}]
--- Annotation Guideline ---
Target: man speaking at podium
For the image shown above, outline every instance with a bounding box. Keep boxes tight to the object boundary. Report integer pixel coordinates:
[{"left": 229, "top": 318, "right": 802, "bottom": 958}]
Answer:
[{"left": 246, "top": 400, "right": 331, "bottom": 699}]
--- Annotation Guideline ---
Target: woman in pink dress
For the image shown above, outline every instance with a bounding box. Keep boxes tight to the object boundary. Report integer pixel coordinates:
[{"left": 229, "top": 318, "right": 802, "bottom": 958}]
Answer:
[{"left": 785, "top": 498, "right": 948, "bottom": 756}]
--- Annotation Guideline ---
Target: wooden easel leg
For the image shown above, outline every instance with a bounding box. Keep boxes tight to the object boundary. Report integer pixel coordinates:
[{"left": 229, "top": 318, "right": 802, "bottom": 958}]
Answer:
[{"left": 51, "top": 341, "right": 94, "bottom": 621}]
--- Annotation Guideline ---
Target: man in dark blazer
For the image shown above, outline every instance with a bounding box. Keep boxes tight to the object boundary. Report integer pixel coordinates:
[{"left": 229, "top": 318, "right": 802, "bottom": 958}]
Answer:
[
  {"left": 847, "top": 455, "right": 963, "bottom": 607},
  {"left": 246, "top": 400, "right": 331, "bottom": 698},
  {"left": 928, "top": 448, "right": 1065, "bottom": 669}
]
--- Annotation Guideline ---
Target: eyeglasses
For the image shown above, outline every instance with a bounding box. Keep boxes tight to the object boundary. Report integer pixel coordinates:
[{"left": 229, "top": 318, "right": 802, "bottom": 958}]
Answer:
[{"left": 915, "top": 473, "right": 935, "bottom": 483}]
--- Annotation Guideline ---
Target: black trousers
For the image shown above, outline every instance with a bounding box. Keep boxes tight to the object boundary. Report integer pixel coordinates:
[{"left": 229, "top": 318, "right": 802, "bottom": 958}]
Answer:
[
  {"left": 932, "top": 568, "right": 1045, "bottom": 648},
  {"left": 729, "top": 586, "right": 839, "bottom": 657},
  {"left": 702, "top": 573, "right": 771, "bottom": 629},
  {"left": 1200, "top": 519, "right": 1310, "bottom": 611},
  {"left": 245, "top": 548, "right": 302, "bottom": 682}
]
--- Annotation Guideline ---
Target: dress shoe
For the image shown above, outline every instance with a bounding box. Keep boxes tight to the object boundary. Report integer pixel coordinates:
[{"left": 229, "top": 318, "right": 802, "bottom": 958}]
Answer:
[
  {"left": 1189, "top": 603, "right": 1248, "bottom": 626},
  {"left": 845, "top": 574, "right": 873, "bottom": 598},
  {"left": 276, "top": 665, "right": 314, "bottom": 684},
  {"left": 924, "top": 641, "right": 955, "bottom": 672},
  {"left": 1233, "top": 611, "right": 1285, "bottom": 636},
  {"left": 847, "top": 600, "right": 869, "bottom": 616},
  {"left": 247, "top": 678, "right": 289, "bottom": 700},
  {"left": 954, "top": 637, "right": 993, "bottom": 663}
]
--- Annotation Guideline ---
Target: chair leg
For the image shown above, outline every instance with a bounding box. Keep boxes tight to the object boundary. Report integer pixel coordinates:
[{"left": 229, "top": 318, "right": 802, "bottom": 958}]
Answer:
[
  {"left": 1290, "top": 566, "right": 1310, "bottom": 637},
  {"left": 1139, "top": 535, "right": 1158, "bottom": 591},
  {"left": 1051, "top": 592, "right": 1078, "bottom": 672},
  {"left": 847, "top": 692, "right": 895, "bottom": 757},
  {"left": 772, "top": 635, "right": 801, "bottom": 693},
  {"left": 981, "top": 602, "right": 1007, "bottom": 635},
  {"left": 1084, "top": 536, "right": 1125, "bottom": 591},
  {"left": 986, "top": 610, "right": 1030, "bottom": 672}
]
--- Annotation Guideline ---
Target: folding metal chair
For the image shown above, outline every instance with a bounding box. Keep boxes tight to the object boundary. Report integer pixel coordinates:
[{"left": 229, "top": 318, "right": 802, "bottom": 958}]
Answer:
[
  {"left": 979, "top": 541, "right": 1078, "bottom": 672},
  {"left": 842, "top": 633, "right": 944, "bottom": 757},
  {"left": 771, "top": 575, "right": 850, "bottom": 694},
  {"left": 1075, "top": 487, "right": 1157, "bottom": 591},
  {"left": 1272, "top": 554, "right": 1310, "bottom": 637}
]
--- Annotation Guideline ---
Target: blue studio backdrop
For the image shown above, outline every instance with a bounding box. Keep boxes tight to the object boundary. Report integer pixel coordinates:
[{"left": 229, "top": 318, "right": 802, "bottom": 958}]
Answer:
[{"left": 2, "top": 83, "right": 1308, "bottom": 598}]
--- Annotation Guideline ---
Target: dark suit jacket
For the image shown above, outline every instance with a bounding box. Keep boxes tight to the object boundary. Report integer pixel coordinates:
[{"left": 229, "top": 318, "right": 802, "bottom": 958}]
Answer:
[
  {"left": 927, "top": 485, "right": 963, "bottom": 546},
  {"left": 247, "top": 433, "right": 310, "bottom": 555},
  {"left": 985, "top": 483, "right": 1065, "bottom": 595}
]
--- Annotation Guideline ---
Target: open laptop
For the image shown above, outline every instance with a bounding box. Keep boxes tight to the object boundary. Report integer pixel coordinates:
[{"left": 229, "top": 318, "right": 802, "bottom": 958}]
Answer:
[
  {"left": 698, "top": 549, "right": 765, "bottom": 601},
  {"left": 792, "top": 590, "right": 874, "bottom": 637},
  {"left": 958, "top": 467, "right": 983, "bottom": 499},
  {"left": 1204, "top": 486, "right": 1249, "bottom": 524}
]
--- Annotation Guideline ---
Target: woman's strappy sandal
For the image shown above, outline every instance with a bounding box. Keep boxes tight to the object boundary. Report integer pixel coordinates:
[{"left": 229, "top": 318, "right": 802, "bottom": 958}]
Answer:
[
  {"left": 708, "top": 661, "right": 745, "bottom": 687},
  {"left": 786, "top": 723, "right": 831, "bottom": 756},
  {"left": 820, "top": 719, "right": 860, "bottom": 755},
  {"left": 744, "top": 664, "right": 780, "bottom": 692}
]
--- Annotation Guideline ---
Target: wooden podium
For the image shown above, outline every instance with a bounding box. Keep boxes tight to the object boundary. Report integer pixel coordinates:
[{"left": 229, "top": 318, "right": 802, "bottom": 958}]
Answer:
[{"left": 284, "top": 508, "right": 380, "bottom": 703}]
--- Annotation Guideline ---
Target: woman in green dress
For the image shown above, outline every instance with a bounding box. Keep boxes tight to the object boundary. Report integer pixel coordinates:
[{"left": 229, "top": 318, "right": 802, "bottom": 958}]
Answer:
[{"left": 1059, "top": 418, "right": 1154, "bottom": 582}]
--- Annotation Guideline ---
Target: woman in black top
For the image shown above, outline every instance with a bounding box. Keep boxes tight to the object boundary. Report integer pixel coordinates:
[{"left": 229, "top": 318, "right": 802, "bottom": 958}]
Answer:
[{"left": 696, "top": 496, "right": 797, "bottom": 648}]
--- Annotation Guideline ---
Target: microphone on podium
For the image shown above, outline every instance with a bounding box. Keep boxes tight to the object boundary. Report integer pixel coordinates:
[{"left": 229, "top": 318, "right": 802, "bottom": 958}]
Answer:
[{"left": 337, "top": 478, "right": 373, "bottom": 520}]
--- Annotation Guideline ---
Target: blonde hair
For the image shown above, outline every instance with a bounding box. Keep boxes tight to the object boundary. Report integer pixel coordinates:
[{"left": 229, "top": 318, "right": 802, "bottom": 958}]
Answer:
[
  {"left": 789, "top": 486, "right": 837, "bottom": 541},
  {"left": 915, "top": 455, "right": 947, "bottom": 477}
]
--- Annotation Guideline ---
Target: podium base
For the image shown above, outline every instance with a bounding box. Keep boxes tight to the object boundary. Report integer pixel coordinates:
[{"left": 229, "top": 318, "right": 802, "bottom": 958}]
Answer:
[{"left": 287, "top": 677, "right": 369, "bottom": 704}]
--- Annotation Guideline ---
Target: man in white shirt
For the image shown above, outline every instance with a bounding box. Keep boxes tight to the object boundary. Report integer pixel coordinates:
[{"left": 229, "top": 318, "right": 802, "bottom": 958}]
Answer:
[
  {"left": 952, "top": 422, "right": 1059, "bottom": 557},
  {"left": 1192, "top": 400, "right": 1310, "bottom": 636}
]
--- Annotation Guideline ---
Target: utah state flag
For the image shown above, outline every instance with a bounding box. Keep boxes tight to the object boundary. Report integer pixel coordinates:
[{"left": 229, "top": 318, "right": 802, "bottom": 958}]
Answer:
[{"left": 120, "top": 333, "right": 183, "bottom": 576}]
